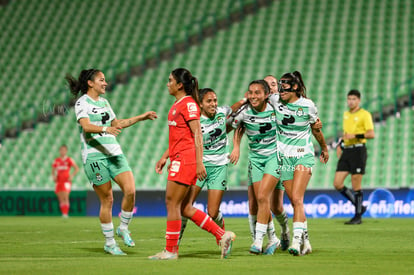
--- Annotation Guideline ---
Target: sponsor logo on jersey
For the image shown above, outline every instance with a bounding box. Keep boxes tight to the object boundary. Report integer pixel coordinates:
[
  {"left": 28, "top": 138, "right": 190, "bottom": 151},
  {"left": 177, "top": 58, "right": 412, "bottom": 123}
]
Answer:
[
  {"left": 187, "top": 102, "right": 198, "bottom": 118},
  {"left": 168, "top": 120, "right": 177, "bottom": 126},
  {"left": 170, "top": 161, "right": 181, "bottom": 173},
  {"left": 92, "top": 107, "right": 105, "bottom": 113}
]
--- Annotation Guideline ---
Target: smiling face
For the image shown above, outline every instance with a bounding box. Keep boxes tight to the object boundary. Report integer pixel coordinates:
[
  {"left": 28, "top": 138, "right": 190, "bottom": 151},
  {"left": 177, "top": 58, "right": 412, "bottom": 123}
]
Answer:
[
  {"left": 88, "top": 71, "right": 107, "bottom": 95},
  {"left": 264, "top": 76, "right": 278, "bottom": 94},
  {"left": 279, "top": 78, "right": 298, "bottom": 103},
  {"left": 200, "top": 91, "right": 218, "bottom": 118},
  {"left": 248, "top": 83, "right": 267, "bottom": 112}
]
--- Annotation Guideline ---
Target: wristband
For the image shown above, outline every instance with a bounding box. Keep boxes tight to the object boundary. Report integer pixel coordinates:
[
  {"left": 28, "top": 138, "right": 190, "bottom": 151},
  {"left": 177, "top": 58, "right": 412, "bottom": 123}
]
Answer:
[
  {"left": 102, "top": 126, "right": 107, "bottom": 133},
  {"left": 355, "top": 134, "right": 364, "bottom": 139}
]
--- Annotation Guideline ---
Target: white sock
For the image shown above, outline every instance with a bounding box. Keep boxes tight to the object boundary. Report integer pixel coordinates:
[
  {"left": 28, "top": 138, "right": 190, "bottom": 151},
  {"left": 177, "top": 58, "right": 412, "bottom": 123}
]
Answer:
[
  {"left": 119, "top": 210, "right": 133, "bottom": 230},
  {"left": 275, "top": 210, "right": 289, "bottom": 234},
  {"left": 248, "top": 214, "right": 257, "bottom": 241},
  {"left": 292, "top": 222, "right": 304, "bottom": 241},
  {"left": 303, "top": 220, "right": 309, "bottom": 241},
  {"left": 267, "top": 220, "right": 277, "bottom": 242},
  {"left": 101, "top": 222, "right": 115, "bottom": 246},
  {"left": 254, "top": 222, "right": 268, "bottom": 247},
  {"left": 214, "top": 211, "right": 224, "bottom": 228}
]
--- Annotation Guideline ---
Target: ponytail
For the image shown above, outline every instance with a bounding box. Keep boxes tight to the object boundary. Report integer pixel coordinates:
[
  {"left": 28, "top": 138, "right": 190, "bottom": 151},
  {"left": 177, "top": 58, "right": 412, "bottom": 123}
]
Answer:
[
  {"left": 65, "top": 69, "right": 101, "bottom": 97},
  {"left": 171, "top": 68, "right": 200, "bottom": 106},
  {"left": 292, "top": 71, "right": 307, "bottom": 98}
]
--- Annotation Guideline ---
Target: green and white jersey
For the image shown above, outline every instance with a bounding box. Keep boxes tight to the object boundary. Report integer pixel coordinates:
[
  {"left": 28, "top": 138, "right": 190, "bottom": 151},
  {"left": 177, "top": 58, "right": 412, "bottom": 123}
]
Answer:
[
  {"left": 201, "top": 106, "right": 232, "bottom": 166},
  {"left": 75, "top": 94, "right": 123, "bottom": 163},
  {"left": 272, "top": 96, "right": 318, "bottom": 158},
  {"left": 232, "top": 103, "right": 277, "bottom": 158}
]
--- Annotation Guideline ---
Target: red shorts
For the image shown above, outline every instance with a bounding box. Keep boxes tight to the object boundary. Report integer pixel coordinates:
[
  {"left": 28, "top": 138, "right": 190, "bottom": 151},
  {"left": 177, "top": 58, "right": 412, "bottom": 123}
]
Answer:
[
  {"left": 55, "top": 181, "right": 72, "bottom": 193},
  {"left": 167, "top": 151, "right": 197, "bottom": 186}
]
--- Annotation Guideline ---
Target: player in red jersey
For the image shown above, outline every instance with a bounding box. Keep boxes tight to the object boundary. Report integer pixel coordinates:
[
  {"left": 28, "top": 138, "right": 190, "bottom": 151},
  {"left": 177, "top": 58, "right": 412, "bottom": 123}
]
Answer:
[
  {"left": 149, "top": 68, "right": 236, "bottom": 260},
  {"left": 52, "top": 144, "right": 79, "bottom": 217}
]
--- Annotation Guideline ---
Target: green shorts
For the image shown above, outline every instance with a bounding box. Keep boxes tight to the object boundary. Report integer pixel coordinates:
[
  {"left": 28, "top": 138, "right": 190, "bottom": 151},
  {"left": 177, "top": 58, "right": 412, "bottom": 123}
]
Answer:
[
  {"left": 280, "top": 153, "right": 315, "bottom": 182},
  {"left": 196, "top": 164, "right": 228, "bottom": 191},
  {"left": 248, "top": 155, "right": 283, "bottom": 190},
  {"left": 84, "top": 155, "right": 132, "bottom": 186}
]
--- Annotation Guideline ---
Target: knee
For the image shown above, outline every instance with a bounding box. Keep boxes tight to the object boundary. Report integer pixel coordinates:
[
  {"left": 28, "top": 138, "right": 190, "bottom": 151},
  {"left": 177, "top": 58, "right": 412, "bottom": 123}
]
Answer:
[
  {"left": 101, "top": 193, "right": 114, "bottom": 207},
  {"left": 256, "top": 193, "right": 269, "bottom": 206},
  {"left": 123, "top": 188, "right": 135, "bottom": 202},
  {"left": 291, "top": 196, "right": 303, "bottom": 208}
]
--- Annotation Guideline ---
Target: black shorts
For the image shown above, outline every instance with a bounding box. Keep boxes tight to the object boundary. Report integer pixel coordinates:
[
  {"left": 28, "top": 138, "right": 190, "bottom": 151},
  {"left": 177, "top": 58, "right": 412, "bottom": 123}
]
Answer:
[{"left": 336, "top": 145, "right": 367, "bottom": 174}]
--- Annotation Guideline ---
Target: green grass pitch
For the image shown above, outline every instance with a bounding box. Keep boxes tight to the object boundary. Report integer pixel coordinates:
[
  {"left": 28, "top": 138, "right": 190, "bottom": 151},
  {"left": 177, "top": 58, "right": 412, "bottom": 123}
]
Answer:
[{"left": 1, "top": 217, "right": 413, "bottom": 275}]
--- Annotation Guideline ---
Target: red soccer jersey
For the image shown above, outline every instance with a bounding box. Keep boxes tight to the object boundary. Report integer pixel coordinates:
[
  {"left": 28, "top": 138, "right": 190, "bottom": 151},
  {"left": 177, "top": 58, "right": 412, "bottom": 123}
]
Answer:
[
  {"left": 168, "top": 96, "right": 200, "bottom": 158},
  {"left": 52, "top": 157, "right": 74, "bottom": 182}
]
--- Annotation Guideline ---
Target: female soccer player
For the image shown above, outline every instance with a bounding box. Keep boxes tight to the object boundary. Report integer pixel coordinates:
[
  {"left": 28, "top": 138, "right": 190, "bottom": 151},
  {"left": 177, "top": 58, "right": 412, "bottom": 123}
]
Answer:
[
  {"left": 178, "top": 88, "right": 247, "bottom": 243},
  {"left": 66, "top": 69, "right": 157, "bottom": 255},
  {"left": 52, "top": 144, "right": 79, "bottom": 217},
  {"left": 150, "top": 68, "right": 235, "bottom": 260},
  {"left": 276, "top": 71, "right": 329, "bottom": 256},
  {"left": 231, "top": 80, "right": 283, "bottom": 255}
]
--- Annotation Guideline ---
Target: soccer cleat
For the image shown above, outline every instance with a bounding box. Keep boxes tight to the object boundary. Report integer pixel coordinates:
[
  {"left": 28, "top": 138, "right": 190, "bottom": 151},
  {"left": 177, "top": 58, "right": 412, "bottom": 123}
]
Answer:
[
  {"left": 116, "top": 227, "right": 135, "bottom": 247},
  {"left": 280, "top": 231, "right": 290, "bottom": 251},
  {"left": 263, "top": 239, "right": 281, "bottom": 255},
  {"left": 249, "top": 242, "right": 262, "bottom": 255},
  {"left": 345, "top": 215, "right": 362, "bottom": 225},
  {"left": 288, "top": 236, "right": 302, "bottom": 256},
  {"left": 361, "top": 206, "right": 367, "bottom": 216},
  {"left": 220, "top": 231, "right": 236, "bottom": 259},
  {"left": 148, "top": 250, "right": 178, "bottom": 260},
  {"left": 301, "top": 231, "right": 312, "bottom": 255},
  {"left": 104, "top": 244, "right": 126, "bottom": 255},
  {"left": 301, "top": 239, "right": 312, "bottom": 255}
]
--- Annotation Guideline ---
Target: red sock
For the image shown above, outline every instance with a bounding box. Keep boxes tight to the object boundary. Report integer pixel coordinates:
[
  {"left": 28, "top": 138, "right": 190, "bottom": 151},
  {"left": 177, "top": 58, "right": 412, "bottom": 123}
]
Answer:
[
  {"left": 165, "top": 220, "right": 181, "bottom": 253},
  {"left": 191, "top": 209, "right": 225, "bottom": 240},
  {"left": 60, "top": 204, "right": 69, "bottom": 215}
]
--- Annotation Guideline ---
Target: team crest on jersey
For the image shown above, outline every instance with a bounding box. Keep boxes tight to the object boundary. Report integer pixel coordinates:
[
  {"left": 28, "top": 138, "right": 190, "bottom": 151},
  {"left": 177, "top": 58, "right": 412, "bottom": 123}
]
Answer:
[
  {"left": 187, "top": 102, "right": 198, "bottom": 118},
  {"left": 296, "top": 108, "right": 304, "bottom": 117},
  {"left": 270, "top": 113, "right": 276, "bottom": 122},
  {"left": 217, "top": 116, "right": 225, "bottom": 125},
  {"left": 96, "top": 173, "right": 103, "bottom": 182},
  {"left": 172, "top": 109, "right": 176, "bottom": 115}
]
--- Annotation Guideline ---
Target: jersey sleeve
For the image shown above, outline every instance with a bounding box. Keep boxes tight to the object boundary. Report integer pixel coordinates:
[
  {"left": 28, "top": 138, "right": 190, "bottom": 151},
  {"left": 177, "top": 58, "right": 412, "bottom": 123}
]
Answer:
[
  {"left": 68, "top": 157, "right": 74, "bottom": 167},
  {"left": 364, "top": 111, "right": 374, "bottom": 131},
  {"left": 182, "top": 100, "right": 200, "bottom": 121},
  {"left": 105, "top": 99, "right": 117, "bottom": 119},
  {"left": 75, "top": 98, "right": 89, "bottom": 121},
  {"left": 308, "top": 100, "right": 318, "bottom": 124},
  {"left": 220, "top": 106, "right": 232, "bottom": 117}
]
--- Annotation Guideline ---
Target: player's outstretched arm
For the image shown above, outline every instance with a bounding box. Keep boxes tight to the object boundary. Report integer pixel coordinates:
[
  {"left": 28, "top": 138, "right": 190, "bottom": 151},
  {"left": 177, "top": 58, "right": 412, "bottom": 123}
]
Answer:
[
  {"left": 156, "top": 148, "right": 169, "bottom": 174},
  {"left": 311, "top": 123, "right": 329, "bottom": 163},
  {"left": 114, "top": 111, "right": 158, "bottom": 129}
]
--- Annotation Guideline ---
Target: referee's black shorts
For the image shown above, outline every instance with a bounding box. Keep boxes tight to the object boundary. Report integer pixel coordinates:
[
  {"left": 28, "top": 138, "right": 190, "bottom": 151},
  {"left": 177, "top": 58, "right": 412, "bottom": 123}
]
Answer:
[{"left": 336, "top": 145, "right": 367, "bottom": 174}]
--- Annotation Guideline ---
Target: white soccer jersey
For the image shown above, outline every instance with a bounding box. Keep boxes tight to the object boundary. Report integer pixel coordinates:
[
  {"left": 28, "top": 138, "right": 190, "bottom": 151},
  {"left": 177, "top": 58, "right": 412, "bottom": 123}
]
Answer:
[
  {"left": 75, "top": 94, "right": 123, "bottom": 163},
  {"left": 274, "top": 96, "right": 318, "bottom": 157}
]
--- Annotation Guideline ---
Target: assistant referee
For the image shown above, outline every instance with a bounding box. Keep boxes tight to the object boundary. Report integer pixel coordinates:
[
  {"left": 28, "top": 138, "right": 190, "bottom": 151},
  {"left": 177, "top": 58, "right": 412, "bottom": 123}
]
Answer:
[{"left": 333, "top": 89, "right": 375, "bottom": 224}]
